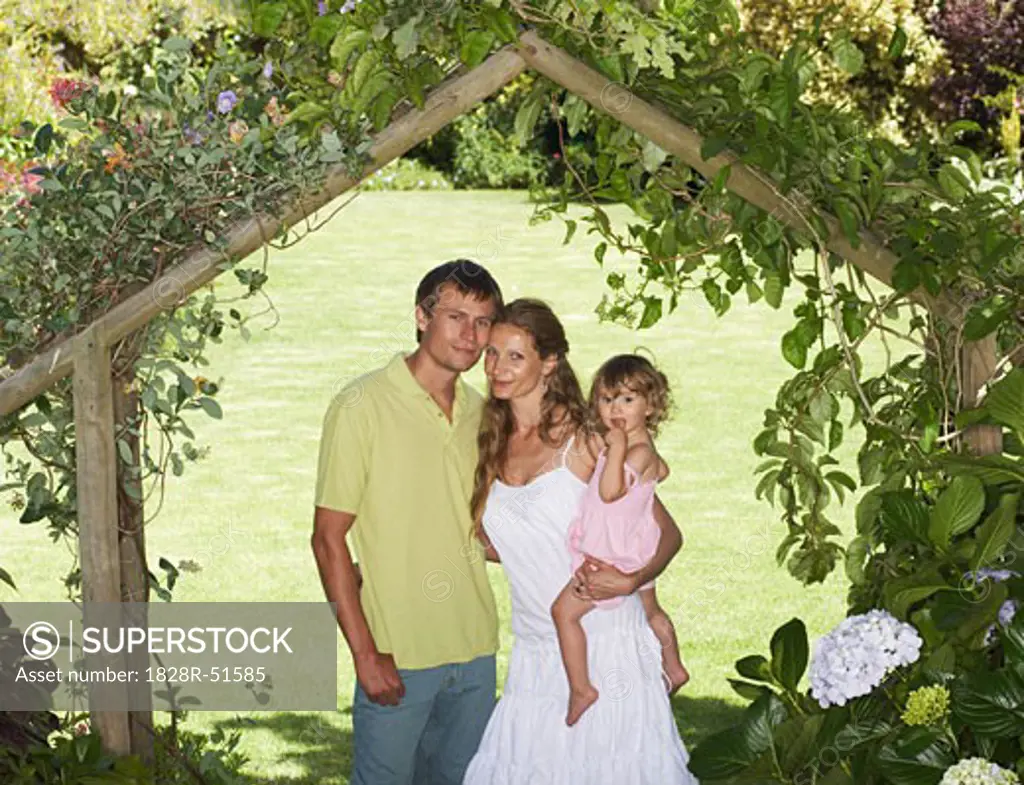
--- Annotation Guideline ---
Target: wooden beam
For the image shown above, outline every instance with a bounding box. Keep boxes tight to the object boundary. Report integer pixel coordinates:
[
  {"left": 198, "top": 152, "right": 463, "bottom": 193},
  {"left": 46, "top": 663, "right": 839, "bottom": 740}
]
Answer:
[
  {"left": 515, "top": 31, "right": 956, "bottom": 317},
  {"left": 0, "top": 45, "right": 528, "bottom": 418},
  {"left": 962, "top": 335, "right": 1003, "bottom": 455},
  {"left": 72, "top": 323, "right": 131, "bottom": 757}
]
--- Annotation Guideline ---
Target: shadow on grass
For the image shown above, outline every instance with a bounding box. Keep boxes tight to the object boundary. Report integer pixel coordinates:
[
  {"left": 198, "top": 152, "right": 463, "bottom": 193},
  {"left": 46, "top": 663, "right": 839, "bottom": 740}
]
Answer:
[
  {"left": 214, "top": 697, "right": 742, "bottom": 784},
  {"left": 672, "top": 694, "right": 745, "bottom": 748},
  {"left": 214, "top": 710, "right": 353, "bottom": 785}
]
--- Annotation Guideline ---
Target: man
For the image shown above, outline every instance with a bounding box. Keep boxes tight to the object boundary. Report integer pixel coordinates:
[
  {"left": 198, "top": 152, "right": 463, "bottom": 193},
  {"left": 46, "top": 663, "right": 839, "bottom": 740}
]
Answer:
[{"left": 312, "top": 259, "right": 503, "bottom": 785}]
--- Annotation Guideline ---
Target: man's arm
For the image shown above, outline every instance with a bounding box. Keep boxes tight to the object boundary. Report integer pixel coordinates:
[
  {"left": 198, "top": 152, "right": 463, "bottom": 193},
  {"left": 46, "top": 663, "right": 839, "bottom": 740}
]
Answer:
[{"left": 311, "top": 507, "right": 404, "bottom": 705}]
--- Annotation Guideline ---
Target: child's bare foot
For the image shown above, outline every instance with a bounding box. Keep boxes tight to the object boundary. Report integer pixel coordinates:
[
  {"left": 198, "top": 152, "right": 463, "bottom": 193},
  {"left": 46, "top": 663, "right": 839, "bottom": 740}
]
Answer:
[
  {"left": 566, "top": 685, "right": 599, "bottom": 726},
  {"left": 663, "top": 663, "right": 689, "bottom": 695}
]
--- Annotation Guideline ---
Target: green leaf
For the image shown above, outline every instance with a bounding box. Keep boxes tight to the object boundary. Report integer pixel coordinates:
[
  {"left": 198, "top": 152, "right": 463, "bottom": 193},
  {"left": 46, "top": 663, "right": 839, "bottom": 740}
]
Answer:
[
  {"left": 161, "top": 36, "right": 193, "bottom": 52},
  {"left": 330, "top": 29, "right": 370, "bottom": 70},
  {"left": 728, "top": 678, "right": 772, "bottom": 702},
  {"left": 875, "top": 727, "right": 955, "bottom": 785},
  {"left": 953, "top": 664, "right": 1024, "bottom": 737},
  {"left": 393, "top": 16, "right": 421, "bottom": 61},
  {"left": 830, "top": 33, "right": 864, "bottom": 75},
  {"left": 936, "top": 454, "right": 1024, "bottom": 487},
  {"left": 689, "top": 692, "right": 789, "bottom": 780},
  {"left": 34, "top": 124, "right": 53, "bottom": 156},
  {"left": 700, "top": 135, "right": 730, "bottom": 160},
  {"left": 641, "top": 140, "right": 668, "bottom": 173},
  {"left": 460, "top": 30, "right": 495, "bottom": 68},
  {"left": 985, "top": 369, "right": 1024, "bottom": 433},
  {"left": 888, "top": 26, "right": 908, "bottom": 59},
  {"left": 882, "top": 566, "right": 952, "bottom": 620},
  {"left": 769, "top": 618, "right": 808, "bottom": 692},
  {"left": 880, "top": 489, "right": 929, "bottom": 544},
  {"left": 937, "top": 163, "right": 971, "bottom": 201},
  {"left": 781, "top": 327, "right": 808, "bottom": 369},
  {"left": 763, "top": 273, "right": 784, "bottom": 309},
  {"left": 198, "top": 397, "right": 222, "bottom": 420},
  {"left": 253, "top": 3, "right": 287, "bottom": 38},
  {"left": 891, "top": 259, "right": 921, "bottom": 294},
  {"left": 0, "top": 566, "right": 16, "bottom": 591},
  {"left": 928, "top": 476, "right": 985, "bottom": 547},
  {"left": 942, "top": 119, "right": 983, "bottom": 144},
  {"left": 513, "top": 96, "right": 542, "bottom": 146},
  {"left": 833, "top": 198, "right": 861, "bottom": 248},
  {"left": 639, "top": 297, "right": 662, "bottom": 329},
  {"left": 736, "top": 654, "right": 775, "bottom": 683},
  {"left": 968, "top": 493, "right": 1020, "bottom": 571}
]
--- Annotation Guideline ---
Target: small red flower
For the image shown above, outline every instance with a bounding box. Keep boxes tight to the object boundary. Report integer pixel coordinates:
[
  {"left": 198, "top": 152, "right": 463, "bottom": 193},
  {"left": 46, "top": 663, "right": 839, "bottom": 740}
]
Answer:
[
  {"left": 552, "top": 152, "right": 562, "bottom": 160},
  {"left": 49, "top": 78, "right": 90, "bottom": 109}
]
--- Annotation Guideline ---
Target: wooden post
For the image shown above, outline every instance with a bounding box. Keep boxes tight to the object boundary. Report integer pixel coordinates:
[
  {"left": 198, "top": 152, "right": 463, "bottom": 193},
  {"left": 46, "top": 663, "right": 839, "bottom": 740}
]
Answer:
[
  {"left": 72, "top": 323, "right": 131, "bottom": 757},
  {"left": 962, "top": 335, "right": 1004, "bottom": 455},
  {"left": 112, "top": 350, "right": 154, "bottom": 764}
]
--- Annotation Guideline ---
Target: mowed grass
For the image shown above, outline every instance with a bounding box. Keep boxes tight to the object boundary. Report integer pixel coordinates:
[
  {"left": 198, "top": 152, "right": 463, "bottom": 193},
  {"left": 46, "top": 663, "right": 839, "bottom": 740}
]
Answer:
[{"left": 2, "top": 190, "right": 881, "bottom": 783}]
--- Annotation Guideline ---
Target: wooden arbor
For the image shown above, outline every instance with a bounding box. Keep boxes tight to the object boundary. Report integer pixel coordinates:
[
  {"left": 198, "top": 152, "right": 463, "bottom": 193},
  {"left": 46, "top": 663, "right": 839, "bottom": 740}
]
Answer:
[{"left": 0, "top": 30, "right": 1003, "bottom": 756}]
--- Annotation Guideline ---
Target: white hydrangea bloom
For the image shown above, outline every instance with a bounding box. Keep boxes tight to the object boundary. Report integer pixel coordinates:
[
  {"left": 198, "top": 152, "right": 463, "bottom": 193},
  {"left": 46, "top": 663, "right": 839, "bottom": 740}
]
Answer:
[
  {"left": 940, "top": 757, "right": 1019, "bottom": 785},
  {"left": 809, "top": 609, "right": 922, "bottom": 708}
]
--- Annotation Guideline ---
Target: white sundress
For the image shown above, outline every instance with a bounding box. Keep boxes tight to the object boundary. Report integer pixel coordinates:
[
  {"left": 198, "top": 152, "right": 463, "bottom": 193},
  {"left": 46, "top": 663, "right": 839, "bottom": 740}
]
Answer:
[{"left": 462, "top": 439, "right": 699, "bottom": 785}]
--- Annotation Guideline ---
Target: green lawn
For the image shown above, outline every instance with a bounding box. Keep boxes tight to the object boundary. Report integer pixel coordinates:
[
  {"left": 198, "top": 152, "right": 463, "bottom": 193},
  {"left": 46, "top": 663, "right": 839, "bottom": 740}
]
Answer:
[{"left": 2, "top": 190, "right": 873, "bottom": 783}]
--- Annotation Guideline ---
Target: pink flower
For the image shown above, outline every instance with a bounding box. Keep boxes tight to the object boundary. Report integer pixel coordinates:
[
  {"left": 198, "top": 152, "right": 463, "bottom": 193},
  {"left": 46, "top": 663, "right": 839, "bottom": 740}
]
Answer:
[
  {"left": 74, "top": 720, "right": 89, "bottom": 736},
  {"left": 20, "top": 165, "right": 43, "bottom": 196},
  {"left": 49, "top": 78, "right": 89, "bottom": 109}
]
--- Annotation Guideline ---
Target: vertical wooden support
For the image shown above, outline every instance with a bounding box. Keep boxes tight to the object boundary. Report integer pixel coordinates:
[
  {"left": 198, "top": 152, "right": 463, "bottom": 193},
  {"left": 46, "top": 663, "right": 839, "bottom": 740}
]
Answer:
[
  {"left": 113, "top": 364, "right": 154, "bottom": 764},
  {"left": 73, "top": 323, "right": 131, "bottom": 757},
  {"left": 962, "top": 334, "right": 1004, "bottom": 456}
]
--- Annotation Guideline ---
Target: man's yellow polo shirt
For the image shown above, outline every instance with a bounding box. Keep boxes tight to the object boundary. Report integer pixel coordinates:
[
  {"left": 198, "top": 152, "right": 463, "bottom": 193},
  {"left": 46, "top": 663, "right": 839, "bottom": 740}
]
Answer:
[{"left": 315, "top": 352, "right": 498, "bottom": 671}]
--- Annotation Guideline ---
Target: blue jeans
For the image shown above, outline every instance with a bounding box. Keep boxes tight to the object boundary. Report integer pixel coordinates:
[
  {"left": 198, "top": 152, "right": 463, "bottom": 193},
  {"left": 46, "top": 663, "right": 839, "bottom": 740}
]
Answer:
[{"left": 351, "top": 654, "right": 496, "bottom": 785}]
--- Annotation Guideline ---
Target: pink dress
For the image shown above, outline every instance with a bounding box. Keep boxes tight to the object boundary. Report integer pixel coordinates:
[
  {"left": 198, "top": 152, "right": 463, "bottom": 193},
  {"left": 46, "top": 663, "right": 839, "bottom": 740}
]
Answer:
[{"left": 566, "top": 449, "right": 660, "bottom": 608}]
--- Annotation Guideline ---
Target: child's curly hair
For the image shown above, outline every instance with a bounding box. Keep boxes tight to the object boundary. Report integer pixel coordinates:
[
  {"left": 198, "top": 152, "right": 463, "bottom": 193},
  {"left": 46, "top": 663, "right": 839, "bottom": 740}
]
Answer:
[{"left": 587, "top": 353, "right": 673, "bottom": 437}]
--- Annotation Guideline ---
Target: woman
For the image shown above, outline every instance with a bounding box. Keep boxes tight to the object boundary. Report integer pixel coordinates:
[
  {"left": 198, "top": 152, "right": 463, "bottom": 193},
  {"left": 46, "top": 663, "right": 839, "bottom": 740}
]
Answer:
[{"left": 463, "top": 299, "right": 698, "bottom": 784}]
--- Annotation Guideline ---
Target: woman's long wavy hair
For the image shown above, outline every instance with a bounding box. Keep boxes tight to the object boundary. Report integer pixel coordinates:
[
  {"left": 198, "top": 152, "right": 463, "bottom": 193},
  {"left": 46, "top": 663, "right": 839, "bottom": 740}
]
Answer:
[{"left": 470, "top": 299, "right": 588, "bottom": 535}]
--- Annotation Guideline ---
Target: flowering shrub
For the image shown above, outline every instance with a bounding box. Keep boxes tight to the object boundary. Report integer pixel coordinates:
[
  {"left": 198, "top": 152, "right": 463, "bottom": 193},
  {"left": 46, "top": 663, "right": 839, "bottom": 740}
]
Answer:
[
  {"left": 360, "top": 157, "right": 453, "bottom": 191},
  {"left": 902, "top": 685, "right": 951, "bottom": 726},
  {"left": 941, "top": 758, "right": 1020, "bottom": 785},
  {"left": 809, "top": 610, "right": 922, "bottom": 708}
]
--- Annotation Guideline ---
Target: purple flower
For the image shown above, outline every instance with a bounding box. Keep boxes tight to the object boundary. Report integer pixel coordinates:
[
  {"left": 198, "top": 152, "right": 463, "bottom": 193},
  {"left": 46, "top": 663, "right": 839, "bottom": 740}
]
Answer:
[
  {"left": 317, "top": 0, "right": 327, "bottom": 15},
  {"left": 182, "top": 123, "right": 203, "bottom": 145},
  {"left": 340, "top": 0, "right": 356, "bottom": 13},
  {"left": 262, "top": 61, "right": 273, "bottom": 79},
  {"left": 216, "top": 90, "right": 238, "bottom": 114}
]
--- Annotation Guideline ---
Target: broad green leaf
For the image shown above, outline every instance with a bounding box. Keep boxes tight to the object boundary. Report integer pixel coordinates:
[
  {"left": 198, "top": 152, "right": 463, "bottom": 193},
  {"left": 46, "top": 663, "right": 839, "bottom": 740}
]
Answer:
[
  {"left": 513, "top": 96, "right": 542, "bottom": 146},
  {"left": 253, "top": 3, "right": 287, "bottom": 38},
  {"left": 769, "top": 618, "right": 808, "bottom": 692},
  {"left": 879, "top": 489, "right": 929, "bottom": 544},
  {"left": 393, "top": 16, "right": 421, "bottom": 61},
  {"left": 891, "top": 259, "right": 921, "bottom": 294},
  {"left": 689, "top": 692, "right": 789, "bottom": 780},
  {"left": 700, "top": 135, "right": 730, "bottom": 160},
  {"left": 330, "top": 29, "right": 370, "bottom": 70},
  {"left": 929, "top": 475, "right": 985, "bottom": 548},
  {"left": 781, "top": 327, "right": 807, "bottom": 369},
  {"left": 833, "top": 198, "right": 860, "bottom": 248},
  {"left": 638, "top": 297, "right": 662, "bottom": 329},
  {"left": 198, "top": 397, "right": 223, "bottom": 420},
  {"left": 936, "top": 454, "right": 1024, "bottom": 487},
  {"left": 882, "top": 566, "right": 952, "bottom": 619},
  {"left": 459, "top": 30, "right": 494, "bottom": 68},
  {"left": 830, "top": 34, "right": 864, "bottom": 75},
  {"left": 728, "top": 678, "right": 772, "bottom": 702},
  {"left": 953, "top": 664, "right": 1024, "bottom": 737},
  {"left": 937, "top": 163, "right": 971, "bottom": 201},
  {"left": 969, "top": 493, "right": 1020, "bottom": 571},
  {"left": 736, "top": 654, "right": 775, "bottom": 683},
  {"left": 875, "top": 727, "right": 955, "bottom": 785},
  {"left": 985, "top": 369, "right": 1024, "bottom": 433}
]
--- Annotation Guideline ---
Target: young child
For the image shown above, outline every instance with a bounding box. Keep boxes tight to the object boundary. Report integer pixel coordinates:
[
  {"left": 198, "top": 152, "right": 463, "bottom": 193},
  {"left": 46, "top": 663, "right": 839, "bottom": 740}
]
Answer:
[{"left": 552, "top": 354, "right": 689, "bottom": 726}]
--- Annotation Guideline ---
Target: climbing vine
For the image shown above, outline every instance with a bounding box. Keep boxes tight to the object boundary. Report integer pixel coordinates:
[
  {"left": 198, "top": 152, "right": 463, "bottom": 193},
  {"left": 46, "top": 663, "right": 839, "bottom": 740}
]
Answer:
[{"left": 2, "top": 1, "right": 1024, "bottom": 779}]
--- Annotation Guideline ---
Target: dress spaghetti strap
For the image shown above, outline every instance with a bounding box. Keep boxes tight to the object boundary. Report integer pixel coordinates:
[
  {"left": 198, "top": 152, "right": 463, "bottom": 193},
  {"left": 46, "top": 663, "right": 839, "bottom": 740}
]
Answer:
[{"left": 558, "top": 433, "right": 576, "bottom": 468}]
